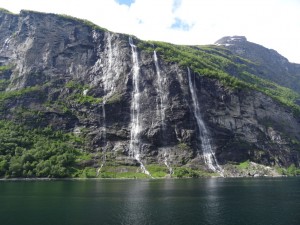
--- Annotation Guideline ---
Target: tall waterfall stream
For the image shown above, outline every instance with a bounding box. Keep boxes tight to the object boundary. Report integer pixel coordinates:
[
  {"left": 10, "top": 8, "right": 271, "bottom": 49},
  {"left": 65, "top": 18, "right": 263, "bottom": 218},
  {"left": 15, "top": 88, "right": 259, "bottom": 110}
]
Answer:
[{"left": 187, "top": 68, "right": 223, "bottom": 175}]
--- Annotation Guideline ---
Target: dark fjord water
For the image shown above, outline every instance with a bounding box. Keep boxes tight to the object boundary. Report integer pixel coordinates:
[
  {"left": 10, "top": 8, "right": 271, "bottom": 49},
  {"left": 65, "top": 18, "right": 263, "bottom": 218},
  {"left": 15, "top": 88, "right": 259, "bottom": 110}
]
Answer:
[{"left": 0, "top": 178, "right": 299, "bottom": 225}]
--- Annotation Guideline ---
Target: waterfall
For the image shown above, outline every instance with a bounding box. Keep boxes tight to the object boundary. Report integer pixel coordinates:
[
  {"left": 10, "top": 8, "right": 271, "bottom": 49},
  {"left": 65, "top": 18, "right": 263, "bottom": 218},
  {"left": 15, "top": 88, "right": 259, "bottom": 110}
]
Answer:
[
  {"left": 100, "top": 33, "right": 113, "bottom": 169},
  {"left": 0, "top": 36, "right": 12, "bottom": 53},
  {"left": 103, "top": 33, "right": 114, "bottom": 93},
  {"left": 153, "top": 51, "right": 167, "bottom": 130},
  {"left": 163, "top": 151, "right": 173, "bottom": 175},
  {"left": 83, "top": 89, "right": 88, "bottom": 96},
  {"left": 129, "top": 37, "right": 151, "bottom": 177},
  {"left": 101, "top": 101, "right": 107, "bottom": 164},
  {"left": 154, "top": 50, "right": 173, "bottom": 175},
  {"left": 187, "top": 68, "right": 223, "bottom": 174},
  {"left": 96, "top": 163, "right": 104, "bottom": 177}
]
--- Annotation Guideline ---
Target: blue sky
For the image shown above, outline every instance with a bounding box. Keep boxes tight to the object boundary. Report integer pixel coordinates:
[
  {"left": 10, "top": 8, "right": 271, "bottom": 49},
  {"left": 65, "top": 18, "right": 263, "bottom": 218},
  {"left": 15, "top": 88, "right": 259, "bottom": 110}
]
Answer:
[
  {"left": 115, "top": 0, "right": 135, "bottom": 6},
  {"left": 0, "top": 0, "right": 300, "bottom": 63},
  {"left": 171, "top": 18, "right": 193, "bottom": 31}
]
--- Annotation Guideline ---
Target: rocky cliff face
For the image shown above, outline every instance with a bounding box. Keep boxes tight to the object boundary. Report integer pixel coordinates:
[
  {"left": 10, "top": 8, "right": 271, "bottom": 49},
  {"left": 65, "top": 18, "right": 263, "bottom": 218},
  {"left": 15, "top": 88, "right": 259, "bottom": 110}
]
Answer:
[{"left": 0, "top": 10, "right": 300, "bottom": 177}]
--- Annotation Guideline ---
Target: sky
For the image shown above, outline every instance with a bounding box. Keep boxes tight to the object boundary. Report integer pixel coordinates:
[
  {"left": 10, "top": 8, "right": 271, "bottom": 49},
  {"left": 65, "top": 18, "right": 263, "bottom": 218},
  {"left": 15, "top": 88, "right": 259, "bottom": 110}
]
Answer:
[{"left": 0, "top": 0, "right": 300, "bottom": 63}]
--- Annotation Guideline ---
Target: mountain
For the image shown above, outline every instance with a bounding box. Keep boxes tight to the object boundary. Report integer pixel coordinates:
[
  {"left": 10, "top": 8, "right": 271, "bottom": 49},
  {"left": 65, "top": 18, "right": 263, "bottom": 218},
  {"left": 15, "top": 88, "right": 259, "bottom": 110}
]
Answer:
[
  {"left": 0, "top": 9, "right": 300, "bottom": 178},
  {"left": 215, "top": 36, "right": 300, "bottom": 94}
]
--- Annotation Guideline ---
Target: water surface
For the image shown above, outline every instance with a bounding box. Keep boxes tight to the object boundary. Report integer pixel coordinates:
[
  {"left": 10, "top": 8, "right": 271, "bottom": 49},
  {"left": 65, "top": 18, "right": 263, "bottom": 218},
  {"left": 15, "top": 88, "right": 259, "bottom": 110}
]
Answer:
[{"left": 0, "top": 178, "right": 299, "bottom": 225}]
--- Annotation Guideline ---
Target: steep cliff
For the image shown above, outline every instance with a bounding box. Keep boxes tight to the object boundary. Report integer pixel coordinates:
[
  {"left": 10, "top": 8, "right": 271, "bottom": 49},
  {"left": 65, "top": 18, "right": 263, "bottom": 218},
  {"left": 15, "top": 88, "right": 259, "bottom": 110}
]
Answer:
[{"left": 0, "top": 9, "right": 299, "bottom": 178}]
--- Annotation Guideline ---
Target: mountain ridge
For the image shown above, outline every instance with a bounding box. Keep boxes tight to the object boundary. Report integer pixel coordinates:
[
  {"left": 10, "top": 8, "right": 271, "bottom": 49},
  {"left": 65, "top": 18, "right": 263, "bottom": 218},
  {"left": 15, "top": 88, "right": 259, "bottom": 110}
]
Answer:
[{"left": 215, "top": 35, "right": 300, "bottom": 94}]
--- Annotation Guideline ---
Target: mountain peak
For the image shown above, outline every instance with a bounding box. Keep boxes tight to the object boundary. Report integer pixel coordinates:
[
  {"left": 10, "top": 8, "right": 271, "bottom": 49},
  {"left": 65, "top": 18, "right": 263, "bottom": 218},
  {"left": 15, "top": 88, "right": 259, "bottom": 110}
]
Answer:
[{"left": 214, "top": 36, "right": 247, "bottom": 46}]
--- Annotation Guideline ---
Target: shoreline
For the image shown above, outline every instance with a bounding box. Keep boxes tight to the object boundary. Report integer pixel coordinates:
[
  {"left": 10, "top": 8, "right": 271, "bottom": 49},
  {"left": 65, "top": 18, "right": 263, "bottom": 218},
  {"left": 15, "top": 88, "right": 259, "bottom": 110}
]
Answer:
[{"left": 0, "top": 175, "right": 290, "bottom": 181}]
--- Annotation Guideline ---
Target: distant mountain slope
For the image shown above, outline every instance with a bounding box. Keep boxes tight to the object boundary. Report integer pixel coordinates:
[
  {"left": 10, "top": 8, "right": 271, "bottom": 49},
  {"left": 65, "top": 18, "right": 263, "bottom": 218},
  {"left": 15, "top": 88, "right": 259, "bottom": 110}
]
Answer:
[{"left": 215, "top": 36, "right": 300, "bottom": 94}]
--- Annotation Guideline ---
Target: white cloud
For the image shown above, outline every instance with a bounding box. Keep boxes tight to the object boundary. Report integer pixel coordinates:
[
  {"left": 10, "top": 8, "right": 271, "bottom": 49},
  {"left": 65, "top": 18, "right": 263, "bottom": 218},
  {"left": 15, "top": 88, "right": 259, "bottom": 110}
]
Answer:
[{"left": 0, "top": 0, "right": 300, "bottom": 63}]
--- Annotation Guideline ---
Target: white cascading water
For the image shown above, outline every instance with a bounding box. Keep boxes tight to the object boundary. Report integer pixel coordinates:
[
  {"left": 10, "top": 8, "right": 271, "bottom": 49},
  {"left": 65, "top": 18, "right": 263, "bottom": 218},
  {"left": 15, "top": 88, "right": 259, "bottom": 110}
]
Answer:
[
  {"left": 99, "top": 33, "right": 113, "bottom": 170},
  {"left": 101, "top": 34, "right": 114, "bottom": 163},
  {"left": 103, "top": 33, "right": 114, "bottom": 93},
  {"left": 129, "top": 37, "right": 152, "bottom": 177},
  {"left": 96, "top": 163, "right": 104, "bottom": 177},
  {"left": 0, "top": 36, "right": 11, "bottom": 53},
  {"left": 153, "top": 50, "right": 173, "bottom": 175},
  {"left": 101, "top": 102, "right": 107, "bottom": 165},
  {"left": 163, "top": 151, "right": 173, "bottom": 175},
  {"left": 187, "top": 68, "right": 223, "bottom": 175},
  {"left": 83, "top": 89, "right": 88, "bottom": 96},
  {"left": 153, "top": 51, "right": 167, "bottom": 129}
]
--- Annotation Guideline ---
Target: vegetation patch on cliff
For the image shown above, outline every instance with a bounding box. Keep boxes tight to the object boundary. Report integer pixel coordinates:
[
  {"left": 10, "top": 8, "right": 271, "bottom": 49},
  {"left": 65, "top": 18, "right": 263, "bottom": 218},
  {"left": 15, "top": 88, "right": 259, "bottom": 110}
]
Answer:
[
  {"left": 0, "top": 120, "right": 90, "bottom": 178},
  {"left": 58, "top": 14, "right": 108, "bottom": 32},
  {"left": 65, "top": 81, "right": 103, "bottom": 105},
  {"left": 0, "top": 8, "right": 14, "bottom": 14}
]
